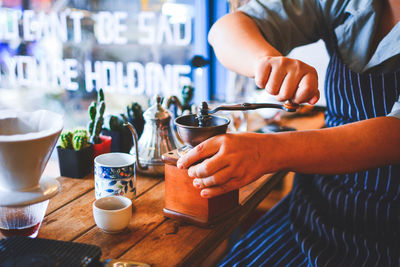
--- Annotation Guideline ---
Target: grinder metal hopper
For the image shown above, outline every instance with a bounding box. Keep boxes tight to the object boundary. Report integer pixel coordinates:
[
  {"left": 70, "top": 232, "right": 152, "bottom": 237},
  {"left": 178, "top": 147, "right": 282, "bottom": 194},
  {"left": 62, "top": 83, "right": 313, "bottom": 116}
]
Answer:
[
  {"left": 174, "top": 100, "right": 298, "bottom": 154},
  {"left": 174, "top": 113, "right": 230, "bottom": 152}
]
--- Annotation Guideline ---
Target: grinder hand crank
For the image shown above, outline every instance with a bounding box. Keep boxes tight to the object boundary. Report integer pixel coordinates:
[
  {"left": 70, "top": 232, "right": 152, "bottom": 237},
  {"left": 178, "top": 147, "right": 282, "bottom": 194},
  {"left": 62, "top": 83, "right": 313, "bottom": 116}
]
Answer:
[{"left": 197, "top": 100, "right": 300, "bottom": 127}]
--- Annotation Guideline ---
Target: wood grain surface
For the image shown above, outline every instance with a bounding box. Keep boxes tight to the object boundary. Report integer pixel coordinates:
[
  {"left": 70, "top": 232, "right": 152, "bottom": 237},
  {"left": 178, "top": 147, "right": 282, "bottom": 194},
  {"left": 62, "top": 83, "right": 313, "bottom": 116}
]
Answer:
[
  {"left": 38, "top": 175, "right": 160, "bottom": 241},
  {"left": 75, "top": 182, "right": 166, "bottom": 259},
  {"left": 46, "top": 176, "right": 94, "bottom": 215},
  {"left": 0, "top": 111, "right": 325, "bottom": 264},
  {"left": 119, "top": 171, "right": 286, "bottom": 266}
]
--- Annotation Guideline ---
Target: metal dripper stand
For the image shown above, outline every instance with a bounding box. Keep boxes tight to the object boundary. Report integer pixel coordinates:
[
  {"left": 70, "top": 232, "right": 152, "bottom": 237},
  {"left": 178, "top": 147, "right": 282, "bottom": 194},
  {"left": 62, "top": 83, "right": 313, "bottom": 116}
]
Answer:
[{"left": 161, "top": 100, "right": 300, "bottom": 227}]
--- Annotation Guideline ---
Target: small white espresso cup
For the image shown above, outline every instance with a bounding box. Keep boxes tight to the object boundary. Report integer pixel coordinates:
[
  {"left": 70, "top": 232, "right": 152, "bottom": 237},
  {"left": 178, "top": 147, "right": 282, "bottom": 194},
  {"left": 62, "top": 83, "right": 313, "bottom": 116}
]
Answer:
[{"left": 92, "top": 195, "right": 132, "bottom": 233}]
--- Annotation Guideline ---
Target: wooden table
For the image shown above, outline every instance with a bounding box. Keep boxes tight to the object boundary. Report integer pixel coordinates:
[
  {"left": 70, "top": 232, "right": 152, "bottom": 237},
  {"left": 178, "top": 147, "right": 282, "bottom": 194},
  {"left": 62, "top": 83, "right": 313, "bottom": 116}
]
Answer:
[
  {"left": 1, "top": 111, "right": 325, "bottom": 266},
  {"left": 39, "top": 169, "right": 287, "bottom": 266}
]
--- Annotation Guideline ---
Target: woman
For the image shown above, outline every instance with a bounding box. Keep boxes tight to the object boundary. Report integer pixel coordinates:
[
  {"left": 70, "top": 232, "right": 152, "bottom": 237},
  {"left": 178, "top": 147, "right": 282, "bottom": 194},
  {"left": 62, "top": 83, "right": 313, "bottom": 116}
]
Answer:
[{"left": 177, "top": 0, "right": 400, "bottom": 266}]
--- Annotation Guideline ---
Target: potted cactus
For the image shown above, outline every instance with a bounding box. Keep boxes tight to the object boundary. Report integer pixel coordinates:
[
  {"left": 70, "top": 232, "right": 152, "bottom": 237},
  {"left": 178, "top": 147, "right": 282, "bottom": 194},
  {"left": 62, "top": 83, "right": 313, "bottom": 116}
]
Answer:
[
  {"left": 57, "top": 128, "right": 93, "bottom": 178},
  {"left": 165, "top": 85, "right": 195, "bottom": 116},
  {"left": 126, "top": 102, "right": 145, "bottom": 137},
  {"left": 101, "top": 114, "right": 132, "bottom": 153},
  {"left": 88, "top": 89, "right": 112, "bottom": 158}
]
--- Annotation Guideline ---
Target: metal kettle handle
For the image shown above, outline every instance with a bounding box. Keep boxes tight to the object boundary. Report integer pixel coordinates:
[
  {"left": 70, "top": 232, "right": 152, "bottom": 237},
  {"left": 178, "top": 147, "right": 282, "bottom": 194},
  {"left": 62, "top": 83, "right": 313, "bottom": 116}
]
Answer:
[{"left": 124, "top": 122, "right": 148, "bottom": 171}]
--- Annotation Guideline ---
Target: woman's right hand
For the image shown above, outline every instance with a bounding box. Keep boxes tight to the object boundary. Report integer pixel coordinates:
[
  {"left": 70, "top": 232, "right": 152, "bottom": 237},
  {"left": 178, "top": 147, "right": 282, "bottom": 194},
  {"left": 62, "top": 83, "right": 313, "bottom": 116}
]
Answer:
[
  {"left": 177, "top": 132, "right": 282, "bottom": 198},
  {"left": 254, "top": 56, "right": 319, "bottom": 105}
]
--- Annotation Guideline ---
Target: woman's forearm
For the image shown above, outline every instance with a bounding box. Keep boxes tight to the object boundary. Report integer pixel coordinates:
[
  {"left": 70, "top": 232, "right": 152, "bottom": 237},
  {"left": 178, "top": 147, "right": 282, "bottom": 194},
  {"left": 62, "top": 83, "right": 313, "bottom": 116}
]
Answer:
[
  {"left": 176, "top": 116, "right": 399, "bottom": 197},
  {"left": 208, "top": 12, "right": 281, "bottom": 77},
  {"left": 269, "top": 117, "right": 400, "bottom": 174},
  {"left": 208, "top": 12, "right": 319, "bottom": 104}
]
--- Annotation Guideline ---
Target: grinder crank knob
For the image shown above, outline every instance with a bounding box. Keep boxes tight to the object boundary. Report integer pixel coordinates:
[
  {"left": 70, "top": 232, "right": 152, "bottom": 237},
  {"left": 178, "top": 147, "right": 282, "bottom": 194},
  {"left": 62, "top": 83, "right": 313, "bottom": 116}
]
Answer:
[{"left": 282, "top": 100, "right": 300, "bottom": 112}]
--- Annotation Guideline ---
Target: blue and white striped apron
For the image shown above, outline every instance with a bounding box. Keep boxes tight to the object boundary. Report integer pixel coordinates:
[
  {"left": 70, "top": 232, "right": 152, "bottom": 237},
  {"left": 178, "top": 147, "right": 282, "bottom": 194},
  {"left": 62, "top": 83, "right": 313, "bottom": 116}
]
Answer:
[{"left": 219, "top": 50, "right": 400, "bottom": 266}]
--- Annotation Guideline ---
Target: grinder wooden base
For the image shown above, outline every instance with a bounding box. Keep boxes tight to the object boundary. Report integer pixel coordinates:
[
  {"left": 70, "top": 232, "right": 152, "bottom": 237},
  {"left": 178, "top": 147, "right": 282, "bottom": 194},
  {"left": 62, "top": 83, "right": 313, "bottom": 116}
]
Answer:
[{"left": 162, "top": 150, "right": 239, "bottom": 228}]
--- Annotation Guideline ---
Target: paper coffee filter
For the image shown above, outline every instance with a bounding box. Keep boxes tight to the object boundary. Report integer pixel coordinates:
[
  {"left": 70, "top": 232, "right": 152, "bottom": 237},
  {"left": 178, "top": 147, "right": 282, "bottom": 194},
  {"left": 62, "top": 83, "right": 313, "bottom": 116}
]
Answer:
[{"left": 0, "top": 110, "right": 63, "bottom": 141}]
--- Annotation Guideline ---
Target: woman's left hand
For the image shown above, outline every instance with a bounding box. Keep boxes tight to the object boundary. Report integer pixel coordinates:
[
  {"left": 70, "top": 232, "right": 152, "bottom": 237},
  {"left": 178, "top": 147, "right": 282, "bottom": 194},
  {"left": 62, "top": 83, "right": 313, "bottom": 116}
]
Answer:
[{"left": 176, "top": 132, "right": 281, "bottom": 198}]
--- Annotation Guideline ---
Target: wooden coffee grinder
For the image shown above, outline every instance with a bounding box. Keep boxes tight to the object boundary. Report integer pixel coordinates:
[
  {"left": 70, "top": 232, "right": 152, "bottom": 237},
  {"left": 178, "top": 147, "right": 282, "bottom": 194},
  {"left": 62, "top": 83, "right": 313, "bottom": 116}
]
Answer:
[
  {"left": 162, "top": 101, "right": 299, "bottom": 227},
  {"left": 162, "top": 104, "right": 239, "bottom": 227}
]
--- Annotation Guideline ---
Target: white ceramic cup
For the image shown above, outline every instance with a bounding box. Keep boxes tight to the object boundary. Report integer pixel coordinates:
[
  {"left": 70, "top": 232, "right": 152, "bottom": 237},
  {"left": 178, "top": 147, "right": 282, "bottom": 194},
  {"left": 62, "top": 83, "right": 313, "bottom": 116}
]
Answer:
[
  {"left": 94, "top": 153, "right": 136, "bottom": 200},
  {"left": 92, "top": 195, "right": 132, "bottom": 234}
]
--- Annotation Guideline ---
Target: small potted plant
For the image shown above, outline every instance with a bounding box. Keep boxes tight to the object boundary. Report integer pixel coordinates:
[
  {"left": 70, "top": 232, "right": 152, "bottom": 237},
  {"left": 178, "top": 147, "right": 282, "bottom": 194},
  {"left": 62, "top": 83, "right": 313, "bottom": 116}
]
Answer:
[
  {"left": 126, "top": 102, "right": 145, "bottom": 137},
  {"left": 57, "top": 128, "right": 93, "bottom": 178},
  {"left": 101, "top": 114, "right": 132, "bottom": 153},
  {"left": 88, "top": 89, "right": 112, "bottom": 158},
  {"left": 165, "top": 84, "right": 195, "bottom": 117}
]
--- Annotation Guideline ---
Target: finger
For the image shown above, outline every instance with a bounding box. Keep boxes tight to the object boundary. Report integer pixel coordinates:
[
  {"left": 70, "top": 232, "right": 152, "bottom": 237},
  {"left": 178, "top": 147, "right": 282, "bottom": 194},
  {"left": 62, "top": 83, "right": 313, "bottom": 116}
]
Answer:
[
  {"left": 188, "top": 152, "right": 229, "bottom": 178},
  {"left": 192, "top": 166, "right": 232, "bottom": 189},
  {"left": 308, "top": 95, "right": 319, "bottom": 105},
  {"left": 275, "top": 73, "right": 299, "bottom": 102},
  {"left": 254, "top": 63, "right": 272, "bottom": 89},
  {"left": 200, "top": 178, "right": 241, "bottom": 198},
  {"left": 293, "top": 72, "right": 319, "bottom": 104},
  {"left": 177, "top": 137, "right": 220, "bottom": 169},
  {"left": 265, "top": 68, "right": 286, "bottom": 95}
]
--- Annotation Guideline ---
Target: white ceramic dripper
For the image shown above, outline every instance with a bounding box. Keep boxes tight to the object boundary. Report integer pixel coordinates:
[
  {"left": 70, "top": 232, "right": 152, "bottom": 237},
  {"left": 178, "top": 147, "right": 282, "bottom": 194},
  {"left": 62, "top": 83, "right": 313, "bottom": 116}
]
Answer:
[{"left": 0, "top": 110, "right": 63, "bottom": 207}]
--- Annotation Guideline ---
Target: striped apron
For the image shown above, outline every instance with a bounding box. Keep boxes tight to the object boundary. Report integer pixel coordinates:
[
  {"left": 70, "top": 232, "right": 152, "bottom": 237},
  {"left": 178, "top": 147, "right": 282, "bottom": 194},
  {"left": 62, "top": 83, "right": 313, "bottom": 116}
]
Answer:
[{"left": 219, "top": 50, "right": 400, "bottom": 266}]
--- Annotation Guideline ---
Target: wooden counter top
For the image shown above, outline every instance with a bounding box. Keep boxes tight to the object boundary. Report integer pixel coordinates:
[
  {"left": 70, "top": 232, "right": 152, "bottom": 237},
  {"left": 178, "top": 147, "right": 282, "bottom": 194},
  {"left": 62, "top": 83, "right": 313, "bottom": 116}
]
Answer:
[{"left": 0, "top": 110, "right": 325, "bottom": 266}]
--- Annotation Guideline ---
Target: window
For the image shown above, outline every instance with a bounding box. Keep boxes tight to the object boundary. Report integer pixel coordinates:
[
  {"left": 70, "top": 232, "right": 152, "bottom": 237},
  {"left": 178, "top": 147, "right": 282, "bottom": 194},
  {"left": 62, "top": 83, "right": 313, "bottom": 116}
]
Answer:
[{"left": 0, "top": 0, "right": 210, "bottom": 129}]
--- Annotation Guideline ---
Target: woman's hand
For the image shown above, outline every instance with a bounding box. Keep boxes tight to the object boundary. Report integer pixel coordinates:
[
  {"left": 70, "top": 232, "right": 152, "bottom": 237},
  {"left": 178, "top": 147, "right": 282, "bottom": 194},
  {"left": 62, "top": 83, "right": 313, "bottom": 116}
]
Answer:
[
  {"left": 255, "top": 56, "right": 319, "bottom": 105},
  {"left": 176, "top": 132, "right": 282, "bottom": 198}
]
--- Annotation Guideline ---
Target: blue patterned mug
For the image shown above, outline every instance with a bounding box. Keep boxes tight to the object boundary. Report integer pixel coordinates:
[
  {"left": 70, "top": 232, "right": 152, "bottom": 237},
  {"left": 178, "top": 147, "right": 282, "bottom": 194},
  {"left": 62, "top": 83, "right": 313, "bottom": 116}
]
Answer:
[{"left": 94, "top": 153, "right": 136, "bottom": 200}]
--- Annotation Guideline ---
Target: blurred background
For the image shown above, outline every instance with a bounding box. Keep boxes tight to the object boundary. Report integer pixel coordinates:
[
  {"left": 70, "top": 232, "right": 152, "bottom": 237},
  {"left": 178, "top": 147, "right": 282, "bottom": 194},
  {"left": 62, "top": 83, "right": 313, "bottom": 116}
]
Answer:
[{"left": 0, "top": 0, "right": 328, "bottom": 130}]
